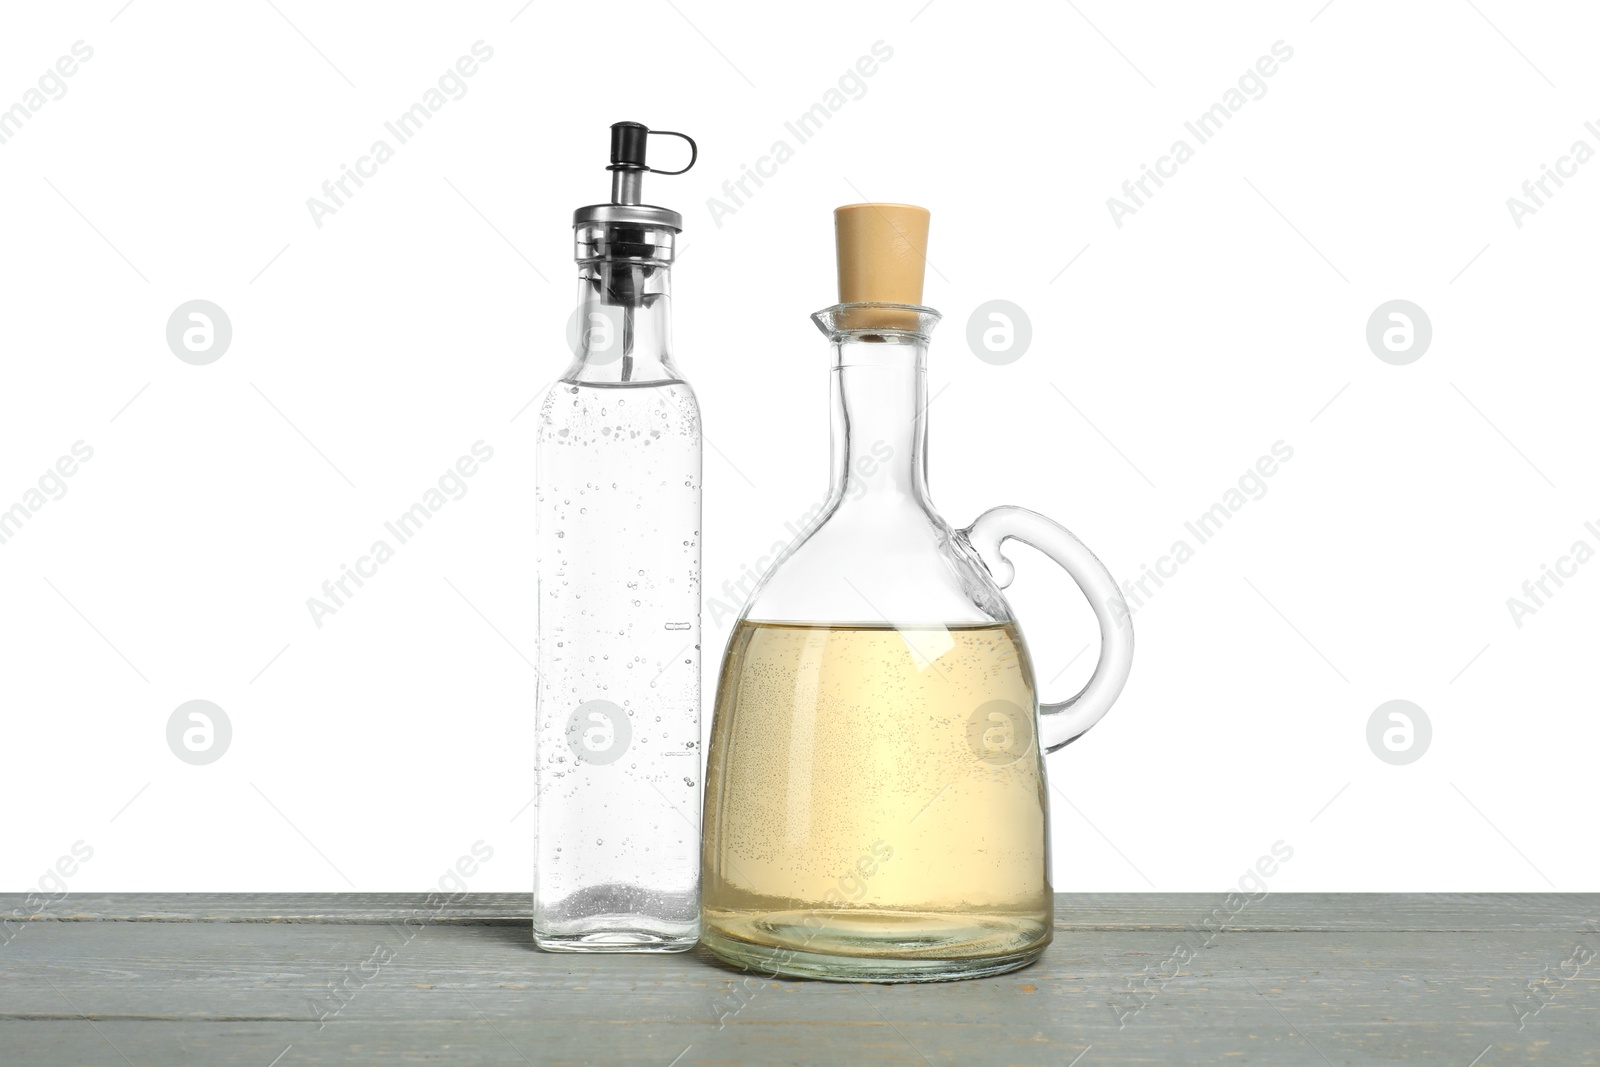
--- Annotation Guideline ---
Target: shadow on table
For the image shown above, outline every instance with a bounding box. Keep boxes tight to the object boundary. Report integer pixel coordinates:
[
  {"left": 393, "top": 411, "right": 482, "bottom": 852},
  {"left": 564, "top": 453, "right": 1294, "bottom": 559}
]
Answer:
[
  {"left": 436, "top": 921, "right": 744, "bottom": 974},
  {"left": 443, "top": 920, "right": 535, "bottom": 950}
]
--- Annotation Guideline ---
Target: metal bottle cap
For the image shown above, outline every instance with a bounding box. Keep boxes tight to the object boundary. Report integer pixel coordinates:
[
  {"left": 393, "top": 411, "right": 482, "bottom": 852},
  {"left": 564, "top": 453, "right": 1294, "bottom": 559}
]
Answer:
[{"left": 573, "top": 121, "right": 698, "bottom": 232}]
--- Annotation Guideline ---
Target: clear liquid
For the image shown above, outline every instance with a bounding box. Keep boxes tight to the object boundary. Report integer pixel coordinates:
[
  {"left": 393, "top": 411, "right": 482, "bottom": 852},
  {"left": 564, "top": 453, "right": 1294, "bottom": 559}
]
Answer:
[
  {"left": 534, "top": 379, "right": 701, "bottom": 950},
  {"left": 701, "top": 621, "right": 1052, "bottom": 980}
]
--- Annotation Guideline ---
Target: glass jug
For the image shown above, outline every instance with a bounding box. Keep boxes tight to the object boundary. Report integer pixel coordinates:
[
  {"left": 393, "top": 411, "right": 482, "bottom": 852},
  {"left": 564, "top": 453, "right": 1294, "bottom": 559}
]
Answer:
[{"left": 699, "top": 205, "right": 1134, "bottom": 983}]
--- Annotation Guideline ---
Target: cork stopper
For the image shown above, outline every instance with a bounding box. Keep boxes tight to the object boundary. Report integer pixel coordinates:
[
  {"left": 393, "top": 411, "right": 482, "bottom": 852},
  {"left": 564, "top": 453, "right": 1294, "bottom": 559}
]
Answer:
[{"left": 833, "top": 204, "right": 930, "bottom": 331}]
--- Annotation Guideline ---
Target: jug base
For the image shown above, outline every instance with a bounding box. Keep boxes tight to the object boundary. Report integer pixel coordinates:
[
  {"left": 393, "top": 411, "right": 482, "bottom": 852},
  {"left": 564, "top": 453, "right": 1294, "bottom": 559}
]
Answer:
[{"left": 700, "top": 912, "right": 1048, "bottom": 982}]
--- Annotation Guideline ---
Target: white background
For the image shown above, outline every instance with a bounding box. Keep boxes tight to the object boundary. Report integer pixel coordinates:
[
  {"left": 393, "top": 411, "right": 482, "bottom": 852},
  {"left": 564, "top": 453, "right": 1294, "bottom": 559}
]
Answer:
[{"left": 2, "top": 0, "right": 1595, "bottom": 894}]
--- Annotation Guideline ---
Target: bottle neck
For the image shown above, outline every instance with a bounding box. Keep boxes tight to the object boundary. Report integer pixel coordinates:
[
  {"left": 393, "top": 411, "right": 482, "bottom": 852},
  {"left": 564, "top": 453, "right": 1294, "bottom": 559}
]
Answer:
[
  {"left": 828, "top": 331, "right": 931, "bottom": 509},
  {"left": 567, "top": 222, "right": 680, "bottom": 385}
]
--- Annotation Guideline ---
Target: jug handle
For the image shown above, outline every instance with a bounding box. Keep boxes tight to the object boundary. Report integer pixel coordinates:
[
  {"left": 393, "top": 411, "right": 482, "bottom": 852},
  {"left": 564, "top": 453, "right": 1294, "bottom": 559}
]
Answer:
[{"left": 961, "top": 506, "right": 1134, "bottom": 752}]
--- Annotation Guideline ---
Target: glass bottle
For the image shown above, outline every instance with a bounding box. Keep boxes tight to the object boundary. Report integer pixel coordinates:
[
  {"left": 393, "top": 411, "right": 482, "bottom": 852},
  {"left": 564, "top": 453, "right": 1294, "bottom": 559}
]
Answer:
[
  {"left": 700, "top": 204, "right": 1134, "bottom": 981},
  {"left": 534, "top": 123, "right": 701, "bottom": 951}
]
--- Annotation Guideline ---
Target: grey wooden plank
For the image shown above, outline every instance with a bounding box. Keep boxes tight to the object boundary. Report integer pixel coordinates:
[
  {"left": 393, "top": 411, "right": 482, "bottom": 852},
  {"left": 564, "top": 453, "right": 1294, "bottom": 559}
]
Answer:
[
  {"left": 1, "top": 893, "right": 528, "bottom": 925},
  {"left": 0, "top": 1020, "right": 1593, "bottom": 1067},
  {"left": 2, "top": 897, "right": 1598, "bottom": 1065},
  {"left": 6, "top": 892, "right": 1598, "bottom": 931},
  {"left": 6, "top": 921, "right": 1597, "bottom": 1021}
]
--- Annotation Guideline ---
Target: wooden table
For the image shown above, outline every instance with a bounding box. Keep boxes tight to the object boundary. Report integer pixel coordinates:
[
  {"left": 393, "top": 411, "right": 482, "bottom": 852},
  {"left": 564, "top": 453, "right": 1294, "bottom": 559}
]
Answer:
[{"left": 2, "top": 894, "right": 1596, "bottom": 1065}]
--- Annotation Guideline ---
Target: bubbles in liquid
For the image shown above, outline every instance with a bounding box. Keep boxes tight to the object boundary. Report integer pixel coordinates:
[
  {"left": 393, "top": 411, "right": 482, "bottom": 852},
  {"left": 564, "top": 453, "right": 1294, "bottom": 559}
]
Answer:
[{"left": 535, "top": 377, "right": 700, "bottom": 937}]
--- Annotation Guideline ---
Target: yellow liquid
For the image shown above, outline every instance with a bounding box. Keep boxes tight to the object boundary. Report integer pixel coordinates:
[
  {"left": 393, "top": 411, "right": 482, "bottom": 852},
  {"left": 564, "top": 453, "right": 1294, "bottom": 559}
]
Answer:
[{"left": 701, "top": 621, "right": 1052, "bottom": 981}]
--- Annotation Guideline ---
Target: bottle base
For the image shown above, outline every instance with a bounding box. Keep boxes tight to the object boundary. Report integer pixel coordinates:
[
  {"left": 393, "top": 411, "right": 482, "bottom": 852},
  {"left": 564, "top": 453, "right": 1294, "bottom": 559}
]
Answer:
[
  {"left": 534, "top": 918, "right": 699, "bottom": 954},
  {"left": 700, "top": 909, "right": 1049, "bottom": 982}
]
